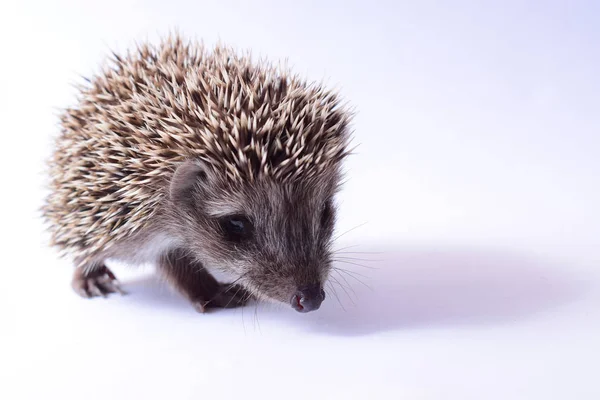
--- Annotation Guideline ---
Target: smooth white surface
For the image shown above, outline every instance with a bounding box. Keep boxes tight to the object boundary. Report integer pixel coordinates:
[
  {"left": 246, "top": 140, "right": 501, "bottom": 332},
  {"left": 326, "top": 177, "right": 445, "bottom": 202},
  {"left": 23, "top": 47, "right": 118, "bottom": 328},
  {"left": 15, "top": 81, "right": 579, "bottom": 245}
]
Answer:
[{"left": 1, "top": 1, "right": 599, "bottom": 399}]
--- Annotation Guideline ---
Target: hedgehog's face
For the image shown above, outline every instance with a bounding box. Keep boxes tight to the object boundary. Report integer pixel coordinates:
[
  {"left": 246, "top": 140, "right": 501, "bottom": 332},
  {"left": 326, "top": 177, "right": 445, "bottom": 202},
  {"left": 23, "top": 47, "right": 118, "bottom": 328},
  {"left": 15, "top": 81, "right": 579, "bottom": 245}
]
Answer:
[{"left": 170, "top": 160, "right": 340, "bottom": 313}]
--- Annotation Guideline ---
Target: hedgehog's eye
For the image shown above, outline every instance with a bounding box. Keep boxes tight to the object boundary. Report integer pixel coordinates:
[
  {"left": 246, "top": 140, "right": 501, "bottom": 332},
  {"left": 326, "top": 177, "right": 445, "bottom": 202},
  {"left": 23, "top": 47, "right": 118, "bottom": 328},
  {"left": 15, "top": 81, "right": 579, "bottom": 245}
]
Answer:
[{"left": 219, "top": 214, "right": 253, "bottom": 242}]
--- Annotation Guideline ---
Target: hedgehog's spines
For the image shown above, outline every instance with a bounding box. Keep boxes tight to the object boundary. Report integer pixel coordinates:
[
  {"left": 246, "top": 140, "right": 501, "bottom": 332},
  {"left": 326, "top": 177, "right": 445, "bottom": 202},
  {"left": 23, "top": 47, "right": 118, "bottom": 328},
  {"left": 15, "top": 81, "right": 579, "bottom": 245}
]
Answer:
[{"left": 43, "top": 33, "right": 353, "bottom": 265}]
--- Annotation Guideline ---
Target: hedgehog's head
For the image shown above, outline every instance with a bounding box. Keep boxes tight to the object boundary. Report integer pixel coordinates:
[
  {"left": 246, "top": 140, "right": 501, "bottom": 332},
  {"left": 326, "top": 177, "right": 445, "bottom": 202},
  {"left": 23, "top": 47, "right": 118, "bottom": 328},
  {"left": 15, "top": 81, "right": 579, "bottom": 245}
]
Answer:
[
  {"left": 168, "top": 158, "right": 347, "bottom": 313},
  {"left": 166, "top": 70, "right": 352, "bottom": 312}
]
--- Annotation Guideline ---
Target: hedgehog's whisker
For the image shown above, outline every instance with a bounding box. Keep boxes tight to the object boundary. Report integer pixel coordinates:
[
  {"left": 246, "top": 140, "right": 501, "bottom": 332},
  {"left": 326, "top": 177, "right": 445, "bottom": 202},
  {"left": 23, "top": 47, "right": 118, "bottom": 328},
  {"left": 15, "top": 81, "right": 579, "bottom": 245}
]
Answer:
[
  {"left": 332, "top": 222, "right": 367, "bottom": 243},
  {"left": 329, "top": 274, "right": 356, "bottom": 305},
  {"left": 205, "top": 273, "right": 246, "bottom": 306},
  {"left": 332, "top": 267, "right": 372, "bottom": 291},
  {"left": 332, "top": 269, "right": 359, "bottom": 300},
  {"left": 333, "top": 259, "right": 378, "bottom": 270},
  {"left": 333, "top": 256, "right": 381, "bottom": 264},
  {"left": 221, "top": 280, "right": 246, "bottom": 309},
  {"left": 332, "top": 263, "right": 372, "bottom": 279},
  {"left": 253, "top": 283, "right": 262, "bottom": 333},
  {"left": 325, "top": 281, "right": 345, "bottom": 311},
  {"left": 332, "top": 244, "right": 360, "bottom": 252},
  {"left": 333, "top": 250, "right": 384, "bottom": 255}
]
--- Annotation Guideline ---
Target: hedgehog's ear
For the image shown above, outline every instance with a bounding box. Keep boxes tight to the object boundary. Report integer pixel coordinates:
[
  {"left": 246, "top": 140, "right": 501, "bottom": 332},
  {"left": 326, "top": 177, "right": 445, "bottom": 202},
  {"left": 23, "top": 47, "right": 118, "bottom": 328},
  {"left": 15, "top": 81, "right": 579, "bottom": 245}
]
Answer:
[{"left": 169, "top": 159, "right": 212, "bottom": 204}]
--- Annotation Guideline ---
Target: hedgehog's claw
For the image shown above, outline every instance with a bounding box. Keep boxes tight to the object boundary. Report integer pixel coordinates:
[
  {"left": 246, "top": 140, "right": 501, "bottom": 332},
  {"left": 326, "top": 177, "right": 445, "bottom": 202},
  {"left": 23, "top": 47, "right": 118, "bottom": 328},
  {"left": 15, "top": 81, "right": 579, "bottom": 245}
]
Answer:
[
  {"left": 192, "top": 301, "right": 207, "bottom": 313},
  {"left": 87, "top": 279, "right": 105, "bottom": 297},
  {"left": 72, "top": 265, "right": 126, "bottom": 298}
]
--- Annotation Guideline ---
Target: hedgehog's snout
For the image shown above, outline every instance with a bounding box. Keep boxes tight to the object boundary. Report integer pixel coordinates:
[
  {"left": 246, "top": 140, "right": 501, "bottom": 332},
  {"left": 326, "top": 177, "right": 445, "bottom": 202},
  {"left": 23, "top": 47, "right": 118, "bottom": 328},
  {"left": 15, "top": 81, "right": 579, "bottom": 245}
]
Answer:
[{"left": 291, "top": 284, "right": 325, "bottom": 313}]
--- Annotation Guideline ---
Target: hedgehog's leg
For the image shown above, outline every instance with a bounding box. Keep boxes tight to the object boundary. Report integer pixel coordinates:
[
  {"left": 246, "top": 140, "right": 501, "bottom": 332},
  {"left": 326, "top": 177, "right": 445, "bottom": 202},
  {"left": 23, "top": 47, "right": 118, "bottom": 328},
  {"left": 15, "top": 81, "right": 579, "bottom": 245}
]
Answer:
[
  {"left": 158, "top": 248, "right": 251, "bottom": 313},
  {"left": 71, "top": 262, "right": 125, "bottom": 298}
]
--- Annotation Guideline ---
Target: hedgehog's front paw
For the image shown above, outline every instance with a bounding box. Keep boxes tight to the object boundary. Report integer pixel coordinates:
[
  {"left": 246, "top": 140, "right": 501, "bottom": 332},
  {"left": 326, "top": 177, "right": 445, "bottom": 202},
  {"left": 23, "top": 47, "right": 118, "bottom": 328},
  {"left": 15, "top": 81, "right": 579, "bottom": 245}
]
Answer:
[
  {"left": 192, "top": 284, "right": 252, "bottom": 313},
  {"left": 72, "top": 265, "right": 125, "bottom": 298}
]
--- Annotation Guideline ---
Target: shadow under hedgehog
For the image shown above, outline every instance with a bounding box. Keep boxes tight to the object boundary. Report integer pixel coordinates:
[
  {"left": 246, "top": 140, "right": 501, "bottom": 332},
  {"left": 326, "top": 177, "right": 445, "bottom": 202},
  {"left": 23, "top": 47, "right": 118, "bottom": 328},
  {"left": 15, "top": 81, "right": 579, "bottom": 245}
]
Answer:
[{"left": 42, "top": 34, "right": 354, "bottom": 314}]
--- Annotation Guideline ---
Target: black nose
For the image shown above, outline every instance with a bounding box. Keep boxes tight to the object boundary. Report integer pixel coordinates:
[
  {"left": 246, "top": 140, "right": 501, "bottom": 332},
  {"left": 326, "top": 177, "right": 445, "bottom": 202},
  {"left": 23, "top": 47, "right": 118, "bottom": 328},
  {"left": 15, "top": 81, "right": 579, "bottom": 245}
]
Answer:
[{"left": 291, "top": 285, "right": 325, "bottom": 313}]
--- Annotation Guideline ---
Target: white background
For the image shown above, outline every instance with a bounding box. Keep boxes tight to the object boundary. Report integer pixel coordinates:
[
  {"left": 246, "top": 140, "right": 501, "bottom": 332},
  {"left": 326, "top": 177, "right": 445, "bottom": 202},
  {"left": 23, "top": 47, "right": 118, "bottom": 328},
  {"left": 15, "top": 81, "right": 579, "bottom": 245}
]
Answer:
[{"left": 1, "top": 1, "right": 599, "bottom": 399}]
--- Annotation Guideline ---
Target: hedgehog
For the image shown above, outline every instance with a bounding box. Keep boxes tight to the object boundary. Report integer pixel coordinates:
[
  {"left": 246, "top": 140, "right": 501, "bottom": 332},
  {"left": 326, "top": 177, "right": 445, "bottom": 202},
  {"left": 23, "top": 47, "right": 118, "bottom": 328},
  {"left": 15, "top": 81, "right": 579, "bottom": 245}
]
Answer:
[{"left": 42, "top": 34, "right": 353, "bottom": 313}]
